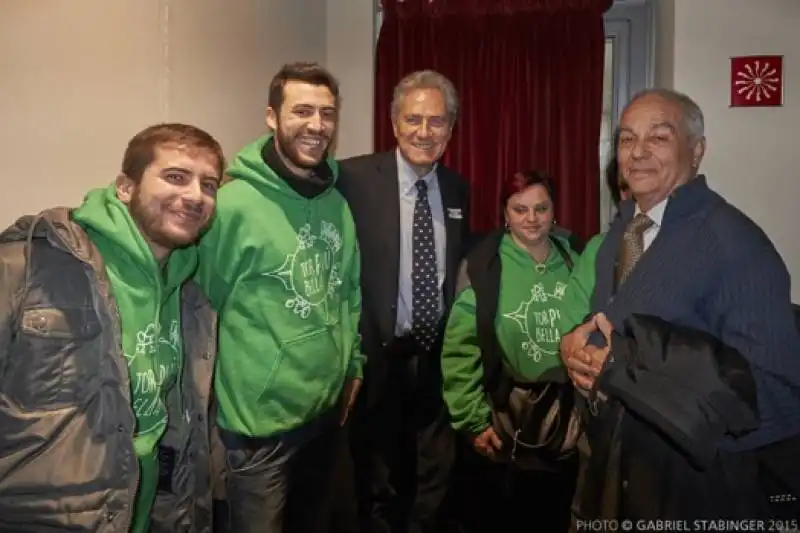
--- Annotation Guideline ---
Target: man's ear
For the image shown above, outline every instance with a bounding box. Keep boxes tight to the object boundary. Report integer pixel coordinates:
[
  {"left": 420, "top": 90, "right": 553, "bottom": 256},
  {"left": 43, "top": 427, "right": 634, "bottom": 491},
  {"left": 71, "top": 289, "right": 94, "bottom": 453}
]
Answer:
[
  {"left": 115, "top": 174, "right": 135, "bottom": 205},
  {"left": 692, "top": 136, "right": 706, "bottom": 170},
  {"left": 266, "top": 106, "right": 278, "bottom": 131}
]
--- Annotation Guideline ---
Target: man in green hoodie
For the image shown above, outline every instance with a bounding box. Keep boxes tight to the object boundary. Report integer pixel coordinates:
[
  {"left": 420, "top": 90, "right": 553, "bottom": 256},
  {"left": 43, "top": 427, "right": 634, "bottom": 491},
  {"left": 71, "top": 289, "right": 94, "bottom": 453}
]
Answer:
[
  {"left": 0, "top": 123, "right": 223, "bottom": 532},
  {"left": 194, "top": 62, "right": 364, "bottom": 533}
]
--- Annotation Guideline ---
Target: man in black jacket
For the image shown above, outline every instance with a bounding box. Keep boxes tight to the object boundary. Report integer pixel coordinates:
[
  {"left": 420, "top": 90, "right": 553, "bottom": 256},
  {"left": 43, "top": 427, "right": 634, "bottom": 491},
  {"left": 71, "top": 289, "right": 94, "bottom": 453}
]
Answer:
[{"left": 337, "top": 70, "right": 471, "bottom": 533}]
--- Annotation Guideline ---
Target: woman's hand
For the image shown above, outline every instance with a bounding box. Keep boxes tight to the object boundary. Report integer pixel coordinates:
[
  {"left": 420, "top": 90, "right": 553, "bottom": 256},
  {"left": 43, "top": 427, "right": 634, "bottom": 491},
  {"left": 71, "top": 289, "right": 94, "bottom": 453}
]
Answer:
[{"left": 472, "top": 426, "right": 503, "bottom": 459}]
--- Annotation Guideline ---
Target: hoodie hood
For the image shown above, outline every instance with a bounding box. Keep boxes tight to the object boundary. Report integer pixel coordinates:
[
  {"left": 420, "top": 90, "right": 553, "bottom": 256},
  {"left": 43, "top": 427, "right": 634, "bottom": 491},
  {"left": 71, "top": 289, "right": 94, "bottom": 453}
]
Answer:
[
  {"left": 226, "top": 133, "right": 339, "bottom": 200},
  {"left": 71, "top": 185, "right": 197, "bottom": 291}
]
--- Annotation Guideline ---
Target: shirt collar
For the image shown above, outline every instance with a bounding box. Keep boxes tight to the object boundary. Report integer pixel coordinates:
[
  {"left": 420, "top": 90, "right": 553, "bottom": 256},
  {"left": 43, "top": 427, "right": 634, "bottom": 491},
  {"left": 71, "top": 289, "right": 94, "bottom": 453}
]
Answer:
[
  {"left": 635, "top": 196, "right": 669, "bottom": 227},
  {"left": 396, "top": 148, "right": 438, "bottom": 196}
]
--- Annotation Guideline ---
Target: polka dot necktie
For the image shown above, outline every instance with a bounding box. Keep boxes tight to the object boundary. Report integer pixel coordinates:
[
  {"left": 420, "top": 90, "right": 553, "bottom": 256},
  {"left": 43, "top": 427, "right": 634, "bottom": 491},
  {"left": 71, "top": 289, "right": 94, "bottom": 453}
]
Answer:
[
  {"left": 411, "top": 180, "right": 439, "bottom": 351},
  {"left": 616, "top": 213, "right": 654, "bottom": 287}
]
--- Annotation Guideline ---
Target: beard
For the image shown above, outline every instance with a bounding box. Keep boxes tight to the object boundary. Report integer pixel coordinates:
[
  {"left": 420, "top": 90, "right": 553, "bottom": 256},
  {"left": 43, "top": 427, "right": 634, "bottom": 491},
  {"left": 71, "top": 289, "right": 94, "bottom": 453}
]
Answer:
[
  {"left": 274, "top": 121, "right": 331, "bottom": 170},
  {"left": 129, "top": 191, "right": 200, "bottom": 252}
]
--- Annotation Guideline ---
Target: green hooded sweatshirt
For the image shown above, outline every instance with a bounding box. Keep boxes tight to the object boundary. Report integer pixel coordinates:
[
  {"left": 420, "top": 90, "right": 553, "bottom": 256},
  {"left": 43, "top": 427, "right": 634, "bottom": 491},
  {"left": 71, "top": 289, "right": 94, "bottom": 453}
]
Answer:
[
  {"left": 441, "top": 234, "right": 577, "bottom": 435},
  {"left": 195, "top": 134, "right": 364, "bottom": 438},
  {"left": 558, "top": 232, "right": 605, "bottom": 335},
  {"left": 73, "top": 185, "right": 196, "bottom": 533}
]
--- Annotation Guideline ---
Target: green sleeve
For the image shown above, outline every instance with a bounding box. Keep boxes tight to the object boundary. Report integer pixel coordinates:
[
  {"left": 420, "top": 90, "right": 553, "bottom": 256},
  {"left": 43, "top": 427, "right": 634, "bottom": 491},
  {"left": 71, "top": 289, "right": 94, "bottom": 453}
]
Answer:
[
  {"left": 560, "top": 233, "right": 605, "bottom": 334},
  {"left": 194, "top": 189, "right": 240, "bottom": 311},
  {"left": 441, "top": 286, "right": 492, "bottom": 435},
  {"left": 346, "top": 241, "right": 365, "bottom": 380}
]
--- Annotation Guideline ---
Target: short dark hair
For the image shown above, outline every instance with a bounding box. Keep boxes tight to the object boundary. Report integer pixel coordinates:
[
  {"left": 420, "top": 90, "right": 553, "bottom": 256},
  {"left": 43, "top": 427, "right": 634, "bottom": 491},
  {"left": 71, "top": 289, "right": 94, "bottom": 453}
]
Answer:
[
  {"left": 501, "top": 169, "right": 556, "bottom": 212},
  {"left": 268, "top": 62, "right": 340, "bottom": 112},
  {"left": 121, "top": 123, "right": 225, "bottom": 182}
]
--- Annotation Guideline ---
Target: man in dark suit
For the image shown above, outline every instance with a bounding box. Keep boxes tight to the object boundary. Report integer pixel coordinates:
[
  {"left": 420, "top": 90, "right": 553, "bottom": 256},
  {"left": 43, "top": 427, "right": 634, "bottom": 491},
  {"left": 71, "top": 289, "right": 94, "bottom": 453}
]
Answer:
[
  {"left": 336, "top": 70, "right": 471, "bottom": 533},
  {"left": 561, "top": 88, "right": 800, "bottom": 521}
]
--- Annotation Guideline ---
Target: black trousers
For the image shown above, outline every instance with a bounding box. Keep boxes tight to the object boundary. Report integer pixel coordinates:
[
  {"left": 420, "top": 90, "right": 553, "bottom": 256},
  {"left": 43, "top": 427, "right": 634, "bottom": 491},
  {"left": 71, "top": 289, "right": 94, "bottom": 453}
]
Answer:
[
  {"left": 450, "top": 440, "right": 578, "bottom": 533},
  {"left": 329, "top": 426, "right": 361, "bottom": 533},
  {"left": 349, "top": 338, "right": 455, "bottom": 533},
  {"left": 221, "top": 413, "right": 339, "bottom": 533}
]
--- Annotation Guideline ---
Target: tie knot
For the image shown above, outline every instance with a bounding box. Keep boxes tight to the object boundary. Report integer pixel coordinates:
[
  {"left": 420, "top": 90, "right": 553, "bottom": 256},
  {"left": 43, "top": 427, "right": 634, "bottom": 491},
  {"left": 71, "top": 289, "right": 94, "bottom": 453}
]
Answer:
[
  {"left": 629, "top": 213, "right": 654, "bottom": 235},
  {"left": 415, "top": 179, "right": 428, "bottom": 195}
]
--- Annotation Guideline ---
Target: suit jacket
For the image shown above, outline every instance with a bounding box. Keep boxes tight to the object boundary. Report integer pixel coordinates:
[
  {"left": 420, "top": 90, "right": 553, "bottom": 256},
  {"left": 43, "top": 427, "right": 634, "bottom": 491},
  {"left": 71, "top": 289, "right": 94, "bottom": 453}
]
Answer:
[{"left": 337, "top": 151, "right": 471, "bottom": 396}]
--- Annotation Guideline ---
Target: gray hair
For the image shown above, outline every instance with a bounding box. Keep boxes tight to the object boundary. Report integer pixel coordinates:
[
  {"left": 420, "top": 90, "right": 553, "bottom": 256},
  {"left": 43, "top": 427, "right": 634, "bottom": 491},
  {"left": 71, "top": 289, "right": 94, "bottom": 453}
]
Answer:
[
  {"left": 391, "top": 70, "right": 460, "bottom": 124},
  {"left": 627, "top": 88, "right": 705, "bottom": 142}
]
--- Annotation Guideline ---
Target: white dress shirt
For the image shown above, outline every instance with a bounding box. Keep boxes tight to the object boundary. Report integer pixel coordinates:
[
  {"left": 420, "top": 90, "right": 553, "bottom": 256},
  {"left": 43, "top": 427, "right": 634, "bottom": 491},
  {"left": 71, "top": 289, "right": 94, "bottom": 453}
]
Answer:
[
  {"left": 635, "top": 197, "right": 668, "bottom": 252},
  {"left": 395, "top": 149, "right": 447, "bottom": 337}
]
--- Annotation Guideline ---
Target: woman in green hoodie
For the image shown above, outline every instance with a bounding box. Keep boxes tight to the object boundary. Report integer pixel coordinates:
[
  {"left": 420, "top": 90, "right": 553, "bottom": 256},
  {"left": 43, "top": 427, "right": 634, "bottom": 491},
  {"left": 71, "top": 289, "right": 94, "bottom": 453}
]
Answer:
[{"left": 441, "top": 170, "right": 581, "bottom": 531}]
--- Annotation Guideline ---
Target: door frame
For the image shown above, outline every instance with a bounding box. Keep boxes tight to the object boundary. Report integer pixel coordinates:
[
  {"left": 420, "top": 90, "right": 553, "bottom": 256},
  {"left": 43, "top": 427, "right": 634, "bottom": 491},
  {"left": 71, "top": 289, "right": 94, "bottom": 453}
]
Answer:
[{"left": 600, "top": 0, "right": 656, "bottom": 227}]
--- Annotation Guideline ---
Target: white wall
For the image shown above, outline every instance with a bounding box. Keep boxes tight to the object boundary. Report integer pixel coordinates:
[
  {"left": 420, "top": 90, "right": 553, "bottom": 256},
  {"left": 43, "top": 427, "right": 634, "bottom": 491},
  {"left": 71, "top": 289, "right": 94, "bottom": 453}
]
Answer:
[
  {"left": 168, "top": 0, "right": 327, "bottom": 151},
  {"left": 11, "top": 0, "right": 795, "bottom": 299},
  {"left": 0, "top": 0, "right": 327, "bottom": 228},
  {"left": 659, "top": 0, "right": 800, "bottom": 300},
  {"left": 325, "top": 0, "right": 376, "bottom": 158},
  {"left": 654, "top": 0, "right": 674, "bottom": 89}
]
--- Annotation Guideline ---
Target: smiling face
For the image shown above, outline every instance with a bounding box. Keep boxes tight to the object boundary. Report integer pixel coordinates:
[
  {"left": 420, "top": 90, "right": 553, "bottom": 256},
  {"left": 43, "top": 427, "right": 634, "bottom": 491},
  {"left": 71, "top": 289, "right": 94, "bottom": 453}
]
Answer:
[
  {"left": 504, "top": 183, "right": 555, "bottom": 248},
  {"left": 266, "top": 80, "right": 337, "bottom": 175},
  {"left": 392, "top": 88, "right": 453, "bottom": 176},
  {"left": 617, "top": 93, "right": 705, "bottom": 211},
  {"left": 116, "top": 144, "right": 221, "bottom": 261}
]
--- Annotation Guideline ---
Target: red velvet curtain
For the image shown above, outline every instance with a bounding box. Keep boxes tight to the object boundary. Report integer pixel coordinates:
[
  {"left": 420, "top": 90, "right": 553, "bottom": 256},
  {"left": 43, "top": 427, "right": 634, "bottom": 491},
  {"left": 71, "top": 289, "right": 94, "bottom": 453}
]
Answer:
[{"left": 375, "top": 0, "right": 612, "bottom": 239}]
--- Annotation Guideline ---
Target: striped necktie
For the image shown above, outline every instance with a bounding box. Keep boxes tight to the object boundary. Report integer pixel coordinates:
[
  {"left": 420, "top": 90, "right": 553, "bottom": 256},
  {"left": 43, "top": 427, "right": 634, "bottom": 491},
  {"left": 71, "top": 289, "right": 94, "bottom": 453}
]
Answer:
[{"left": 616, "top": 213, "right": 654, "bottom": 287}]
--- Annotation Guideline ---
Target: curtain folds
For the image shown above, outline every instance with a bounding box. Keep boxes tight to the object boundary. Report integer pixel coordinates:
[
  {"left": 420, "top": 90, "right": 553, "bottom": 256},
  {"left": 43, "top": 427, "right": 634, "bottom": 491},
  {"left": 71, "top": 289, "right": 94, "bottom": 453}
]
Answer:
[{"left": 375, "top": 0, "right": 611, "bottom": 238}]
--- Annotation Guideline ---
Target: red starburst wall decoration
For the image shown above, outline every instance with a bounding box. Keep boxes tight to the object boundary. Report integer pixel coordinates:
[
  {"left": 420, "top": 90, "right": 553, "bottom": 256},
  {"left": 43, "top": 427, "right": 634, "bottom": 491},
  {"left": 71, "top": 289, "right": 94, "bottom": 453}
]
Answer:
[{"left": 730, "top": 55, "right": 783, "bottom": 107}]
